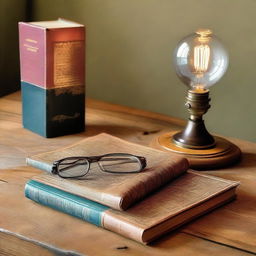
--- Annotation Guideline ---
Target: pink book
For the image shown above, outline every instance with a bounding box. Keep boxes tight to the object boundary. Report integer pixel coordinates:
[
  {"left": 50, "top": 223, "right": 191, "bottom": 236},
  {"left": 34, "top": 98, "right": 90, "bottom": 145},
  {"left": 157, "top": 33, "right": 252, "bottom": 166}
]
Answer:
[{"left": 19, "top": 18, "right": 85, "bottom": 89}]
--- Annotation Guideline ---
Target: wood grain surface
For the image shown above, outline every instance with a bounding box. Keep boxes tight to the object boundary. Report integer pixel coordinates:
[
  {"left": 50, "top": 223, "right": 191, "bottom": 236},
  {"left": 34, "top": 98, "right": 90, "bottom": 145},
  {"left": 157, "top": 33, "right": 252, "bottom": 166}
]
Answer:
[{"left": 0, "top": 91, "right": 255, "bottom": 255}]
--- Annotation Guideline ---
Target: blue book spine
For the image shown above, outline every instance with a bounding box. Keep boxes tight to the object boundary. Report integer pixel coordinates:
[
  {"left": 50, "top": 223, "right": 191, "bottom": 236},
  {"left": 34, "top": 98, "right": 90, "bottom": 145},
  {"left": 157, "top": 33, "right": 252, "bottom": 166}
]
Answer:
[{"left": 25, "top": 180, "right": 109, "bottom": 227}]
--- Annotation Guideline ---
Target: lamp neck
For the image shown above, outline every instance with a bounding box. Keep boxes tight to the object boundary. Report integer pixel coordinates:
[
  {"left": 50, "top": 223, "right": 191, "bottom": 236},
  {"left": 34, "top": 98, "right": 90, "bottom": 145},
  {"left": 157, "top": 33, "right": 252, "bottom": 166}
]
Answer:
[
  {"left": 172, "top": 89, "right": 215, "bottom": 149},
  {"left": 186, "top": 89, "right": 210, "bottom": 121}
]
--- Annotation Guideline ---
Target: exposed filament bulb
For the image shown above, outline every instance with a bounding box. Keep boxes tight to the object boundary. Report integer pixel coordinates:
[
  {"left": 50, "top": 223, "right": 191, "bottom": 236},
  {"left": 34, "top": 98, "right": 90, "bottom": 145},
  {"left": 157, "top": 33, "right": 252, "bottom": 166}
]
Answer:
[
  {"left": 194, "top": 44, "right": 210, "bottom": 73},
  {"left": 174, "top": 28, "right": 229, "bottom": 90}
]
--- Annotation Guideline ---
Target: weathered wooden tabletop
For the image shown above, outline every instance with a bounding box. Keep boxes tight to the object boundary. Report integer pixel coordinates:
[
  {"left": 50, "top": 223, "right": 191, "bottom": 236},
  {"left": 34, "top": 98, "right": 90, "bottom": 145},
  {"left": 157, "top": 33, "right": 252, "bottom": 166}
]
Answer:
[{"left": 0, "top": 92, "right": 255, "bottom": 256}]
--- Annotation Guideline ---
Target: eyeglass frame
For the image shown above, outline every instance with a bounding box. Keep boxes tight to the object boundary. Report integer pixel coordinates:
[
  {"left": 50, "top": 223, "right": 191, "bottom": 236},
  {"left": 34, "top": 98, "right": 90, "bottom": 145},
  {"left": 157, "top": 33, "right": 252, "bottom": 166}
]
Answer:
[{"left": 51, "top": 153, "right": 147, "bottom": 179}]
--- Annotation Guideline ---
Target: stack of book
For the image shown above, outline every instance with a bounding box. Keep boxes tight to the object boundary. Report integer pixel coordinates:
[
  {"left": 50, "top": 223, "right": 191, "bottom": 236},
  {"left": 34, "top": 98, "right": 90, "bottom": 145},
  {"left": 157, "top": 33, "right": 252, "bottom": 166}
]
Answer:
[
  {"left": 19, "top": 19, "right": 85, "bottom": 137},
  {"left": 25, "top": 133, "right": 239, "bottom": 244}
]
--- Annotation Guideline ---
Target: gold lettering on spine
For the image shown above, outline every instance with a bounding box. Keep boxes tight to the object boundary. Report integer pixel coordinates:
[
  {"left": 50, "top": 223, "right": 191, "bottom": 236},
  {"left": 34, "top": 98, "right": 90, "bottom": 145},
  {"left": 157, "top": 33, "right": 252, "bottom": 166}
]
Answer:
[
  {"left": 26, "top": 38, "right": 38, "bottom": 43},
  {"left": 53, "top": 41, "right": 84, "bottom": 87},
  {"left": 24, "top": 38, "right": 39, "bottom": 52}
]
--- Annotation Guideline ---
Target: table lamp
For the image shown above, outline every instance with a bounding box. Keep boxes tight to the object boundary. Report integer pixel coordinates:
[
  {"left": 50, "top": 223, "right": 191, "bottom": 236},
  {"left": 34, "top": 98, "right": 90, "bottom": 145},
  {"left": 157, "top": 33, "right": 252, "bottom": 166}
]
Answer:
[{"left": 157, "top": 29, "right": 241, "bottom": 169}]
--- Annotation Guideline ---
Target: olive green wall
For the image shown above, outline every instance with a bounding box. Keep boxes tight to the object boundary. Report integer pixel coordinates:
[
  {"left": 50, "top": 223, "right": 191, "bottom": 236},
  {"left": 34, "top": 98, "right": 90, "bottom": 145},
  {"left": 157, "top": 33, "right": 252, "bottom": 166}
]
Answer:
[
  {"left": 32, "top": 1, "right": 255, "bottom": 142},
  {"left": 0, "top": 0, "right": 28, "bottom": 96}
]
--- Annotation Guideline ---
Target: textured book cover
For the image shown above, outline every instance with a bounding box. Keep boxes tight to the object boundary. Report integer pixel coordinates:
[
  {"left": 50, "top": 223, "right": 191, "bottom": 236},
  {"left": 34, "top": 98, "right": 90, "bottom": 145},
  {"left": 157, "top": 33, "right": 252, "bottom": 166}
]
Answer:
[
  {"left": 25, "top": 171, "right": 239, "bottom": 244},
  {"left": 19, "top": 19, "right": 85, "bottom": 137},
  {"left": 27, "top": 133, "right": 189, "bottom": 210}
]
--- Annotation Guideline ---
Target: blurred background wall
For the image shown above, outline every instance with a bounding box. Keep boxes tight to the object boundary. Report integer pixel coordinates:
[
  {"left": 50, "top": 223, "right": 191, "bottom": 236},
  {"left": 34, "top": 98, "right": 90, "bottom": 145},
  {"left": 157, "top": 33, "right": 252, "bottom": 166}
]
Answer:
[
  {"left": 0, "top": 0, "right": 30, "bottom": 96},
  {"left": 1, "top": 0, "right": 256, "bottom": 142}
]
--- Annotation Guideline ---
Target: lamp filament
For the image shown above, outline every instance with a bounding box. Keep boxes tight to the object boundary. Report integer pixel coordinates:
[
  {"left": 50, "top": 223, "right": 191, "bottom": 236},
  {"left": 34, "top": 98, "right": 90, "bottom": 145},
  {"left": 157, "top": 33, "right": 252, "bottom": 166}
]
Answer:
[{"left": 194, "top": 45, "right": 210, "bottom": 73}]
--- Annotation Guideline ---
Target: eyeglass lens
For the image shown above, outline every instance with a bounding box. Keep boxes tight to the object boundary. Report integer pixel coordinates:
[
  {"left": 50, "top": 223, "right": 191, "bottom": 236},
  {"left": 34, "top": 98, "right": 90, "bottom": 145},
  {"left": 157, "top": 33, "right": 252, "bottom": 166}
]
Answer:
[
  {"left": 99, "top": 155, "right": 141, "bottom": 173},
  {"left": 58, "top": 158, "right": 90, "bottom": 178}
]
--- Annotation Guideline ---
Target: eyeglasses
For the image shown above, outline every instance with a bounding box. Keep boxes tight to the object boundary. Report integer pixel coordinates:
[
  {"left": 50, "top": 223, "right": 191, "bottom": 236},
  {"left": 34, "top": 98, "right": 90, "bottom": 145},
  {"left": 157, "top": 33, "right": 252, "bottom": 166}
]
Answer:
[{"left": 51, "top": 153, "right": 147, "bottom": 179}]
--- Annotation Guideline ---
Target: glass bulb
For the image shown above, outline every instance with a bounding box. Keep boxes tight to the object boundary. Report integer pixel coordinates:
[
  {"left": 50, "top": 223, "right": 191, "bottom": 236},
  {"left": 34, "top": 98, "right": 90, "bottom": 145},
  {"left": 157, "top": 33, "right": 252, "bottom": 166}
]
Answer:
[{"left": 173, "top": 29, "right": 229, "bottom": 91}]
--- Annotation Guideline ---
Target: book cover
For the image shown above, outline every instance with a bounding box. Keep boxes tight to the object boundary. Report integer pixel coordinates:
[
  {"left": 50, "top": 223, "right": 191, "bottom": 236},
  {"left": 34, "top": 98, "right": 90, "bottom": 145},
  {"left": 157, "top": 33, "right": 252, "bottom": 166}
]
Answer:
[
  {"left": 25, "top": 171, "right": 239, "bottom": 244},
  {"left": 19, "top": 18, "right": 85, "bottom": 137},
  {"left": 26, "top": 133, "right": 189, "bottom": 210}
]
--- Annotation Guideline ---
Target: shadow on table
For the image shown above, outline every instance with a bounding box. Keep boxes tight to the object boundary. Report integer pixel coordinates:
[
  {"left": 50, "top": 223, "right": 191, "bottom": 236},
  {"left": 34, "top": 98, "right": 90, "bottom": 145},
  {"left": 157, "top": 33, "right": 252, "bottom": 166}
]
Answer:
[
  {"left": 231, "top": 152, "right": 256, "bottom": 169},
  {"left": 83, "top": 124, "right": 163, "bottom": 140}
]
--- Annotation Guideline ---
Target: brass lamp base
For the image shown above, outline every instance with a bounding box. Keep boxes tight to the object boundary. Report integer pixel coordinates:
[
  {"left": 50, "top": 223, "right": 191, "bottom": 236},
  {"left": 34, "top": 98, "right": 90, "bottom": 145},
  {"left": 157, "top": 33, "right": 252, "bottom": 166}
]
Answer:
[{"left": 153, "top": 131, "right": 241, "bottom": 169}]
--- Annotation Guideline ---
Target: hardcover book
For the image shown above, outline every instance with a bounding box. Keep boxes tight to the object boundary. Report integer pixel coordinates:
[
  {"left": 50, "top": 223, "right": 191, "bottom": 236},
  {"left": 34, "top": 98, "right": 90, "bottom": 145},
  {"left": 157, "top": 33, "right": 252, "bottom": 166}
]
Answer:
[
  {"left": 25, "top": 171, "right": 239, "bottom": 244},
  {"left": 26, "top": 133, "right": 189, "bottom": 210},
  {"left": 19, "top": 18, "right": 85, "bottom": 137}
]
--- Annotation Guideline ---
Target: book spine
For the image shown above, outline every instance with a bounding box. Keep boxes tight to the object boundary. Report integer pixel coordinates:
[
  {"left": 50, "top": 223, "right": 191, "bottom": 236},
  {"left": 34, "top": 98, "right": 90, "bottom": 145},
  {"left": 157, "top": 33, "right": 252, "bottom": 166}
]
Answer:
[
  {"left": 25, "top": 180, "right": 109, "bottom": 226},
  {"left": 26, "top": 158, "right": 52, "bottom": 173},
  {"left": 21, "top": 82, "right": 47, "bottom": 137},
  {"left": 25, "top": 180, "right": 144, "bottom": 243},
  {"left": 120, "top": 157, "right": 189, "bottom": 210},
  {"left": 19, "top": 22, "right": 46, "bottom": 87}
]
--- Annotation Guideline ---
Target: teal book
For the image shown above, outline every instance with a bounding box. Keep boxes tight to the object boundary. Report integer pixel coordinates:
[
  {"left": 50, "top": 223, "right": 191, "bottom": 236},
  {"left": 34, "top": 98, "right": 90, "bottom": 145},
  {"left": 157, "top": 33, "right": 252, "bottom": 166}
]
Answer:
[{"left": 25, "top": 171, "right": 239, "bottom": 244}]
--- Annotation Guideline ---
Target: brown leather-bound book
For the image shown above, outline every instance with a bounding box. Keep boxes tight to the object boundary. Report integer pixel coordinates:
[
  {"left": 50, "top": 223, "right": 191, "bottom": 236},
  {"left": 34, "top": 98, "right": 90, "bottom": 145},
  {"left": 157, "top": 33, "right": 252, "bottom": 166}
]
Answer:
[{"left": 26, "top": 133, "right": 189, "bottom": 210}]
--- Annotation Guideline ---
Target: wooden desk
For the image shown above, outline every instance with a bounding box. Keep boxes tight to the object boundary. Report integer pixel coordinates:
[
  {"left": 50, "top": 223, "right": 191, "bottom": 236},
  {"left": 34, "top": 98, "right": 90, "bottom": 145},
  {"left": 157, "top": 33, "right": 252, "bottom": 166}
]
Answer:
[{"left": 0, "top": 92, "right": 255, "bottom": 256}]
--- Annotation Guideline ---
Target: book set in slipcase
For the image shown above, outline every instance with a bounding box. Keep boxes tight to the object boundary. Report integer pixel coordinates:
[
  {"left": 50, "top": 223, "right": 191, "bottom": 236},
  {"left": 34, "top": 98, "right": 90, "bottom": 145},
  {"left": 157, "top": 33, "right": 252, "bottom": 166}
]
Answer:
[{"left": 19, "top": 19, "right": 85, "bottom": 137}]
